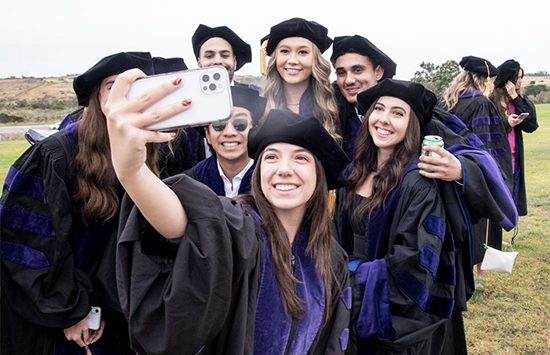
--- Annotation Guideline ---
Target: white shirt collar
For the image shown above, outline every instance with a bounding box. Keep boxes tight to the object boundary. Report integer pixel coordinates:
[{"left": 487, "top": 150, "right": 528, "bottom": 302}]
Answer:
[{"left": 217, "top": 158, "right": 254, "bottom": 198}]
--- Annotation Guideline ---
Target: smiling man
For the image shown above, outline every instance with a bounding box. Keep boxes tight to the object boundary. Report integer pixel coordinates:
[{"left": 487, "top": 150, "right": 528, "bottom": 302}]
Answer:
[
  {"left": 184, "top": 86, "right": 266, "bottom": 197},
  {"left": 192, "top": 24, "right": 256, "bottom": 88}
]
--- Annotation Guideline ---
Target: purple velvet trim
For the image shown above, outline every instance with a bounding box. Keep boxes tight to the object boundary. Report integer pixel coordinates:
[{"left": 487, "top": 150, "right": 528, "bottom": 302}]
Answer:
[
  {"left": 253, "top": 225, "right": 290, "bottom": 354},
  {"left": 341, "top": 286, "right": 352, "bottom": 310},
  {"left": 395, "top": 271, "right": 454, "bottom": 318},
  {"left": 465, "top": 133, "right": 484, "bottom": 148},
  {"left": 5, "top": 166, "right": 45, "bottom": 199},
  {"left": 340, "top": 328, "right": 349, "bottom": 351},
  {"left": 0, "top": 205, "right": 55, "bottom": 237},
  {"left": 288, "top": 225, "right": 325, "bottom": 355},
  {"left": 355, "top": 259, "right": 393, "bottom": 340},
  {"left": 0, "top": 240, "right": 50, "bottom": 268},
  {"left": 471, "top": 115, "right": 501, "bottom": 129},
  {"left": 194, "top": 157, "right": 226, "bottom": 196},
  {"left": 419, "top": 245, "right": 439, "bottom": 278},
  {"left": 459, "top": 88, "right": 483, "bottom": 99},
  {"left": 64, "top": 121, "right": 80, "bottom": 151},
  {"left": 194, "top": 157, "right": 254, "bottom": 196},
  {"left": 422, "top": 215, "right": 445, "bottom": 243},
  {"left": 251, "top": 212, "right": 325, "bottom": 355},
  {"left": 487, "top": 147, "right": 507, "bottom": 157},
  {"left": 445, "top": 114, "right": 468, "bottom": 134},
  {"left": 448, "top": 144, "right": 517, "bottom": 230},
  {"left": 476, "top": 132, "right": 505, "bottom": 143},
  {"left": 436, "top": 264, "right": 456, "bottom": 286}
]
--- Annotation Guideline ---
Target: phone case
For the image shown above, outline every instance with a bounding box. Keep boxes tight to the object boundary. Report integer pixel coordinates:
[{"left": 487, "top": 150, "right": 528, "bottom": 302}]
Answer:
[
  {"left": 86, "top": 306, "right": 102, "bottom": 330},
  {"left": 126, "top": 66, "right": 233, "bottom": 130}
]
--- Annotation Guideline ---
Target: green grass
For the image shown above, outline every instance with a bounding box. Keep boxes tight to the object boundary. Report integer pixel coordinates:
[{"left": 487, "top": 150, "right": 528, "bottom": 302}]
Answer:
[
  {"left": 0, "top": 105, "right": 549, "bottom": 354},
  {"left": 0, "top": 140, "right": 30, "bottom": 183},
  {"left": 464, "top": 104, "right": 550, "bottom": 355}
]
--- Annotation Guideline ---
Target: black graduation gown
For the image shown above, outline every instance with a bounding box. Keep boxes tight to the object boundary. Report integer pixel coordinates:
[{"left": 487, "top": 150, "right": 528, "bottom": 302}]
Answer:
[
  {"left": 333, "top": 163, "right": 463, "bottom": 355},
  {"left": 438, "top": 90, "right": 515, "bottom": 263},
  {"left": 498, "top": 95, "right": 539, "bottom": 216},
  {"left": 0, "top": 123, "right": 132, "bottom": 355},
  {"left": 116, "top": 174, "right": 351, "bottom": 355}
]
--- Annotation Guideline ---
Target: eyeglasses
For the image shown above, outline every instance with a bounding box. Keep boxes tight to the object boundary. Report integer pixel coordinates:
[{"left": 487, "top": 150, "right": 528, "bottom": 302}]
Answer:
[{"left": 211, "top": 118, "right": 251, "bottom": 132}]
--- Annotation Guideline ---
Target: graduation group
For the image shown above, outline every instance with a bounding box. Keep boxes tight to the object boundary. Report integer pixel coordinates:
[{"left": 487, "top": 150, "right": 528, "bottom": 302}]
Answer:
[{"left": 0, "top": 16, "right": 538, "bottom": 355}]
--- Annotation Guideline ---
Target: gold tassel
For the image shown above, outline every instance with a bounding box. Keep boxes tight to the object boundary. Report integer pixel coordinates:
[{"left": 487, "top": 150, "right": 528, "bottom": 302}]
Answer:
[
  {"left": 260, "top": 39, "right": 268, "bottom": 76},
  {"left": 328, "top": 190, "right": 336, "bottom": 215},
  {"left": 483, "top": 61, "right": 492, "bottom": 97}
]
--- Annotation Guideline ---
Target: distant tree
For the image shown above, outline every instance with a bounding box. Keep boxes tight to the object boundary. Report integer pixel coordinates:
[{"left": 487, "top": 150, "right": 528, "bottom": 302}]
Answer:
[
  {"left": 412, "top": 60, "right": 460, "bottom": 97},
  {"left": 524, "top": 84, "right": 548, "bottom": 97}
]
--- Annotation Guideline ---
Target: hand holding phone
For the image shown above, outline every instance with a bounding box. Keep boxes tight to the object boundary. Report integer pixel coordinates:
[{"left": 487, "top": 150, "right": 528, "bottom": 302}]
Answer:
[
  {"left": 517, "top": 112, "right": 529, "bottom": 120},
  {"left": 86, "top": 306, "right": 102, "bottom": 330},
  {"left": 126, "top": 66, "right": 233, "bottom": 131}
]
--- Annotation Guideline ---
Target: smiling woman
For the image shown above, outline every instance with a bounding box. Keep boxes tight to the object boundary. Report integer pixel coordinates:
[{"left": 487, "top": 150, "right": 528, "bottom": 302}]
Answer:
[
  {"left": 261, "top": 17, "right": 342, "bottom": 144},
  {"left": 105, "top": 65, "right": 352, "bottom": 354}
]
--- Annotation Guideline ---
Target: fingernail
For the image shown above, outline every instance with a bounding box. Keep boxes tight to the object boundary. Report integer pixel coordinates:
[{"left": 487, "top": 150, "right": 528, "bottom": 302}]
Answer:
[
  {"left": 170, "top": 133, "right": 176, "bottom": 138},
  {"left": 182, "top": 99, "right": 192, "bottom": 107},
  {"left": 173, "top": 77, "right": 182, "bottom": 86}
]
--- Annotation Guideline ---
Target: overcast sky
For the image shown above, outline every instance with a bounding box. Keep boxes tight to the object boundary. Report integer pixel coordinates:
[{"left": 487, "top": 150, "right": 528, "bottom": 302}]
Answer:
[{"left": 1, "top": 0, "right": 548, "bottom": 81}]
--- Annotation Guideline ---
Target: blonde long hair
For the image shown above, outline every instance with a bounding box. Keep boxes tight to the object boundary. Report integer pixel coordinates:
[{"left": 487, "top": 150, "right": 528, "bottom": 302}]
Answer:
[
  {"left": 262, "top": 44, "right": 342, "bottom": 144},
  {"left": 443, "top": 71, "right": 488, "bottom": 111}
]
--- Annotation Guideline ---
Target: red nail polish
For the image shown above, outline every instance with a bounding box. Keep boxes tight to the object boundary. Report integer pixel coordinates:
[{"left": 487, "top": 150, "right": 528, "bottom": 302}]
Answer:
[
  {"left": 173, "top": 77, "right": 182, "bottom": 85},
  {"left": 182, "top": 99, "right": 192, "bottom": 106}
]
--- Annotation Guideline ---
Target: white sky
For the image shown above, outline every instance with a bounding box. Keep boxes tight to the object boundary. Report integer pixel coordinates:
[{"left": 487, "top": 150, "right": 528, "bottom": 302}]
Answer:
[{"left": 1, "top": 0, "right": 548, "bottom": 81}]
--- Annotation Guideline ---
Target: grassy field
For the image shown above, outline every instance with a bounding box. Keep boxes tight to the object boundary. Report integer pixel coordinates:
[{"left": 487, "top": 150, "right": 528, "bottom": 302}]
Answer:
[{"left": 0, "top": 105, "right": 549, "bottom": 354}]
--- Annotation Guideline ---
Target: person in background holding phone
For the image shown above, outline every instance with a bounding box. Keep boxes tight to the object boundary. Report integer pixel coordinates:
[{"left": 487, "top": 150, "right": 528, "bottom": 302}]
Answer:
[
  {"left": 490, "top": 60, "right": 539, "bottom": 217},
  {"left": 260, "top": 17, "right": 342, "bottom": 144},
  {"left": 184, "top": 86, "right": 267, "bottom": 197},
  {"left": 0, "top": 52, "right": 154, "bottom": 355},
  {"left": 438, "top": 56, "right": 514, "bottom": 301}
]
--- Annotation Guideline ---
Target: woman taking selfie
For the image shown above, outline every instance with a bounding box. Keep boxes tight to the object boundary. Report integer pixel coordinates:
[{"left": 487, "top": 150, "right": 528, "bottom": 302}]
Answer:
[
  {"left": 106, "top": 68, "right": 351, "bottom": 355},
  {"left": 333, "top": 79, "right": 466, "bottom": 354},
  {"left": 490, "top": 59, "right": 538, "bottom": 217},
  {"left": 260, "top": 17, "right": 341, "bottom": 143},
  {"left": 0, "top": 52, "right": 155, "bottom": 354}
]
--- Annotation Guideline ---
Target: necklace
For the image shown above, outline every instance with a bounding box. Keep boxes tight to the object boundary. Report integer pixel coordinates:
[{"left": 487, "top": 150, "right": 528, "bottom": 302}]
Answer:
[{"left": 287, "top": 103, "right": 300, "bottom": 108}]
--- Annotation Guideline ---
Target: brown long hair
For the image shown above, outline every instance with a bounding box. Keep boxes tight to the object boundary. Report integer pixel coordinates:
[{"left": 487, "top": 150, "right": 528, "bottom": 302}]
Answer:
[
  {"left": 72, "top": 87, "right": 159, "bottom": 223},
  {"left": 263, "top": 44, "right": 342, "bottom": 144},
  {"left": 250, "top": 151, "right": 334, "bottom": 323},
  {"left": 346, "top": 100, "right": 422, "bottom": 216},
  {"left": 491, "top": 69, "right": 524, "bottom": 119}
]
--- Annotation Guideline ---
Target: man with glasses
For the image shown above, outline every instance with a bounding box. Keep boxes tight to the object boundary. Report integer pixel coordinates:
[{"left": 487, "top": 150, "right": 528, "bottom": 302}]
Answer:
[{"left": 185, "top": 86, "right": 267, "bottom": 197}]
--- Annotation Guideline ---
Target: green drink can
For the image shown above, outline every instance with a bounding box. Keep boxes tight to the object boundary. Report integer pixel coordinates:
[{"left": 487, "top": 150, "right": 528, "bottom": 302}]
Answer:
[{"left": 421, "top": 135, "right": 444, "bottom": 172}]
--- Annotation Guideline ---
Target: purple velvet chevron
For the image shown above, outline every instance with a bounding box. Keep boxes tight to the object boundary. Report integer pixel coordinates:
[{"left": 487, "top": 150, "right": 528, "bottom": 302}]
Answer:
[
  {"left": 422, "top": 215, "right": 445, "bottom": 243},
  {"left": 487, "top": 147, "right": 508, "bottom": 157},
  {"left": 0, "top": 240, "right": 50, "bottom": 268},
  {"left": 5, "top": 166, "right": 45, "bottom": 199},
  {"left": 419, "top": 246, "right": 440, "bottom": 278},
  {"left": 0, "top": 205, "right": 55, "bottom": 237},
  {"left": 355, "top": 259, "right": 393, "bottom": 340},
  {"left": 476, "top": 132, "right": 505, "bottom": 143},
  {"left": 341, "top": 286, "right": 352, "bottom": 310},
  {"left": 340, "top": 328, "right": 349, "bottom": 351},
  {"left": 395, "top": 271, "right": 454, "bottom": 318},
  {"left": 471, "top": 115, "right": 501, "bottom": 129}
]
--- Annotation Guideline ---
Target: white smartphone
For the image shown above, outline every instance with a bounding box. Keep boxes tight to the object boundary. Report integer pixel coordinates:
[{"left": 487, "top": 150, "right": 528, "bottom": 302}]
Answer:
[
  {"left": 517, "top": 112, "right": 529, "bottom": 120},
  {"left": 86, "top": 306, "right": 102, "bottom": 330},
  {"left": 126, "top": 66, "right": 233, "bottom": 131}
]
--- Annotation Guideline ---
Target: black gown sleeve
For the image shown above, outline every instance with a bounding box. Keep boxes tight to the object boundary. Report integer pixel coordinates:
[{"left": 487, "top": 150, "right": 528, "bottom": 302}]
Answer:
[{"left": 116, "top": 174, "right": 262, "bottom": 355}]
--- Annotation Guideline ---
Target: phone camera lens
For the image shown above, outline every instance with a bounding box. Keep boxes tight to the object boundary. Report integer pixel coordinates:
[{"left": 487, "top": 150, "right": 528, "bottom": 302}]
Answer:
[
  {"left": 209, "top": 83, "right": 217, "bottom": 91},
  {"left": 213, "top": 73, "right": 221, "bottom": 80},
  {"left": 202, "top": 74, "right": 210, "bottom": 82}
]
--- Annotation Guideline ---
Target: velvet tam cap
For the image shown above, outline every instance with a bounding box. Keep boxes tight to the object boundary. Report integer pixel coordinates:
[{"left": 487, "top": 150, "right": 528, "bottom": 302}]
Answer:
[
  {"left": 330, "top": 35, "right": 397, "bottom": 80},
  {"left": 73, "top": 52, "right": 154, "bottom": 107},
  {"left": 261, "top": 17, "right": 332, "bottom": 55},
  {"left": 247, "top": 109, "right": 349, "bottom": 190},
  {"left": 493, "top": 59, "right": 521, "bottom": 88},
  {"left": 357, "top": 79, "right": 436, "bottom": 126},
  {"left": 152, "top": 57, "right": 188, "bottom": 74},
  {"left": 192, "top": 24, "right": 252, "bottom": 71},
  {"left": 459, "top": 55, "right": 499, "bottom": 77}
]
